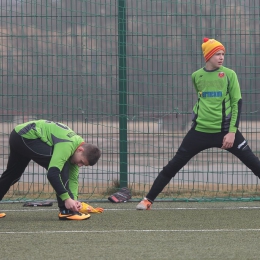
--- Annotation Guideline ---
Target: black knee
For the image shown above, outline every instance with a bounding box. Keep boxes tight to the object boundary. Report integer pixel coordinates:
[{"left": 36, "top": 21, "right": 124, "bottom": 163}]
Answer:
[
  {"left": 161, "top": 146, "right": 193, "bottom": 179},
  {"left": 240, "top": 147, "right": 260, "bottom": 178}
]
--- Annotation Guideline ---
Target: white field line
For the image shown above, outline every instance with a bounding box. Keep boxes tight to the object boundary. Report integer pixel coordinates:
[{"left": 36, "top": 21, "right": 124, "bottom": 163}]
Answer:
[
  {"left": 1, "top": 229, "right": 260, "bottom": 234},
  {"left": 1, "top": 207, "right": 260, "bottom": 234},
  {"left": 2, "top": 206, "right": 260, "bottom": 212}
]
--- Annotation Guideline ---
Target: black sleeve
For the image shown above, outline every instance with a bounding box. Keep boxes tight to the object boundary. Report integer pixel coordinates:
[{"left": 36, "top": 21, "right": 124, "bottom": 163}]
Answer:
[{"left": 47, "top": 167, "right": 69, "bottom": 198}]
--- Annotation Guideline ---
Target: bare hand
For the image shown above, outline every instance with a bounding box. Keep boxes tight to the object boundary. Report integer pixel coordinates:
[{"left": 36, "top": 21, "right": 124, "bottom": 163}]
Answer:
[
  {"left": 65, "top": 198, "right": 82, "bottom": 212},
  {"left": 75, "top": 200, "right": 82, "bottom": 211},
  {"left": 221, "top": 132, "right": 235, "bottom": 149}
]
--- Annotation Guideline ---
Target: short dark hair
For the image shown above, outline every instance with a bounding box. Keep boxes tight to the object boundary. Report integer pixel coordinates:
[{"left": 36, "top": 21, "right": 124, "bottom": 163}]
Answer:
[{"left": 81, "top": 143, "right": 101, "bottom": 166}]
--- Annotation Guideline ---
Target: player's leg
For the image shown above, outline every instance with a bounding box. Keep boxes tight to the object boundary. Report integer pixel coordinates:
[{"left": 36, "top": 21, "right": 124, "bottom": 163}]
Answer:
[
  {"left": 227, "top": 130, "right": 260, "bottom": 177},
  {"left": 0, "top": 150, "right": 30, "bottom": 200},
  {"left": 0, "top": 130, "right": 31, "bottom": 201},
  {"left": 0, "top": 131, "right": 31, "bottom": 217},
  {"left": 0, "top": 130, "right": 54, "bottom": 215},
  {"left": 137, "top": 128, "right": 217, "bottom": 210}
]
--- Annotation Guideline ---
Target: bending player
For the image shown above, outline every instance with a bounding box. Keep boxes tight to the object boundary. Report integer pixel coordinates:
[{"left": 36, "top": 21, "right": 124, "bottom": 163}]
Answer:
[{"left": 0, "top": 119, "right": 102, "bottom": 220}]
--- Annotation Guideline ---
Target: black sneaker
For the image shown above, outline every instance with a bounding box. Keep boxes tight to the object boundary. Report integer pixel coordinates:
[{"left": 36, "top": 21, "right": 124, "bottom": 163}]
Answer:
[{"left": 58, "top": 209, "right": 90, "bottom": 220}]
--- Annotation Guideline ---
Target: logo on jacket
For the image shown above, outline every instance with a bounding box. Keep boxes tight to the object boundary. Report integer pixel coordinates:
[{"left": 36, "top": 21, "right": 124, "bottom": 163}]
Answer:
[
  {"left": 199, "top": 91, "right": 222, "bottom": 97},
  {"left": 218, "top": 72, "right": 225, "bottom": 78}
]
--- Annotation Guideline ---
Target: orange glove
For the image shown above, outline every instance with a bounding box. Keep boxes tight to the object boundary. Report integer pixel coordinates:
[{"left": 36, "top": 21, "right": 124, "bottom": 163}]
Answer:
[{"left": 80, "top": 202, "right": 104, "bottom": 214}]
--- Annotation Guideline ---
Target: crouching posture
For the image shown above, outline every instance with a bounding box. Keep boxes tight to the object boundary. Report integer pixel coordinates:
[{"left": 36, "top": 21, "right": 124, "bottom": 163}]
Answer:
[{"left": 0, "top": 119, "right": 101, "bottom": 220}]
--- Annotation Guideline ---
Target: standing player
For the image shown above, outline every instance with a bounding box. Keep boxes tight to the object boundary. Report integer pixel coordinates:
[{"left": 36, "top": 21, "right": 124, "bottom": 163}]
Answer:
[
  {"left": 0, "top": 119, "right": 101, "bottom": 220},
  {"left": 136, "top": 37, "right": 260, "bottom": 210}
]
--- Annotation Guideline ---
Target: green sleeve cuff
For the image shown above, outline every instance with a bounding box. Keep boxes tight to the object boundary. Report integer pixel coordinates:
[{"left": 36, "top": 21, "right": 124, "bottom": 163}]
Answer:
[
  {"left": 229, "top": 127, "right": 237, "bottom": 133},
  {"left": 59, "top": 192, "right": 70, "bottom": 201}
]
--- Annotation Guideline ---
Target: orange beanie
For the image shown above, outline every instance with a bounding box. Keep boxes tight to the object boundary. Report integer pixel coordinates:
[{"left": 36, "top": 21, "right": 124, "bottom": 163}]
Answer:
[{"left": 202, "top": 38, "right": 225, "bottom": 62}]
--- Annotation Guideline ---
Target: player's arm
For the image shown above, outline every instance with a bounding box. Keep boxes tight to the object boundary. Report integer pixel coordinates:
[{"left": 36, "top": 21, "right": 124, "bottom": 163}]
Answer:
[
  {"left": 47, "top": 143, "right": 75, "bottom": 201},
  {"left": 228, "top": 71, "right": 242, "bottom": 133},
  {"left": 67, "top": 162, "right": 104, "bottom": 214},
  {"left": 47, "top": 162, "right": 82, "bottom": 211},
  {"left": 68, "top": 163, "right": 79, "bottom": 200},
  {"left": 47, "top": 166, "right": 70, "bottom": 200},
  {"left": 191, "top": 73, "right": 199, "bottom": 92},
  {"left": 221, "top": 72, "right": 242, "bottom": 149}
]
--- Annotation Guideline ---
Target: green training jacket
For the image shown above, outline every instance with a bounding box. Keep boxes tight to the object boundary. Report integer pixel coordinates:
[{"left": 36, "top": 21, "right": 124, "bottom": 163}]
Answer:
[
  {"left": 191, "top": 66, "right": 242, "bottom": 133},
  {"left": 15, "top": 119, "right": 84, "bottom": 201}
]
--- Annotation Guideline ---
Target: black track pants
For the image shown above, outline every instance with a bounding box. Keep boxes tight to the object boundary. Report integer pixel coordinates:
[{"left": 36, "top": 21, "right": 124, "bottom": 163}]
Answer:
[
  {"left": 146, "top": 128, "right": 260, "bottom": 201},
  {"left": 0, "top": 130, "right": 73, "bottom": 209}
]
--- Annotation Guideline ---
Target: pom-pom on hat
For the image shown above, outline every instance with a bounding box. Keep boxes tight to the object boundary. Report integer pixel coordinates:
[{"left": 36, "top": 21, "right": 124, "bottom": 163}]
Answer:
[{"left": 202, "top": 37, "right": 225, "bottom": 62}]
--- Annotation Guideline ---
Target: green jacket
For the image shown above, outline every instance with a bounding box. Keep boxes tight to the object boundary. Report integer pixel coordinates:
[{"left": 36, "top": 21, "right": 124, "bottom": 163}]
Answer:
[
  {"left": 15, "top": 120, "right": 84, "bottom": 201},
  {"left": 191, "top": 66, "right": 242, "bottom": 133}
]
